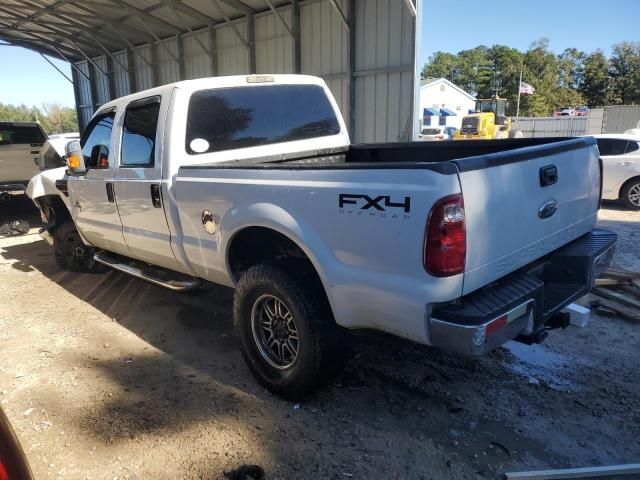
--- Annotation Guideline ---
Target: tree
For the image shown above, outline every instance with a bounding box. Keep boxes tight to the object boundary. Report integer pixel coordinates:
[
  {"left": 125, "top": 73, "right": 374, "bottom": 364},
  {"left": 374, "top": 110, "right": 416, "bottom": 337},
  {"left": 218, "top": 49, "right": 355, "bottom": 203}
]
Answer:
[
  {"left": 609, "top": 41, "right": 640, "bottom": 105},
  {"left": 0, "top": 102, "right": 78, "bottom": 134},
  {"left": 580, "top": 51, "right": 610, "bottom": 107},
  {"left": 557, "top": 48, "right": 586, "bottom": 90},
  {"left": 422, "top": 51, "right": 458, "bottom": 82}
]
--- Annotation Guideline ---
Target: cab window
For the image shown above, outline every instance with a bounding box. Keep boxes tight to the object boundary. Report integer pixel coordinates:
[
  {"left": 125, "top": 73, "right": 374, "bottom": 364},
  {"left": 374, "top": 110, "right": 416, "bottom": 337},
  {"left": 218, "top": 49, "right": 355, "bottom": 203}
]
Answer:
[
  {"left": 81, "top": 113, "right": 115, "bottom": 169},
  {"left": 120, "top": 100, "right": 160, "bottom": 168}
]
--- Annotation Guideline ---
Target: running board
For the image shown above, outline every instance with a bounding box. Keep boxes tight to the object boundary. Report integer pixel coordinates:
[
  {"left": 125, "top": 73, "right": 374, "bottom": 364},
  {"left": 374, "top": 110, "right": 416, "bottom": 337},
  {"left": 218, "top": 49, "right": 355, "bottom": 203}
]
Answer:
[{"left": 94, "top": 251, "right": 201, "bottom": 292}]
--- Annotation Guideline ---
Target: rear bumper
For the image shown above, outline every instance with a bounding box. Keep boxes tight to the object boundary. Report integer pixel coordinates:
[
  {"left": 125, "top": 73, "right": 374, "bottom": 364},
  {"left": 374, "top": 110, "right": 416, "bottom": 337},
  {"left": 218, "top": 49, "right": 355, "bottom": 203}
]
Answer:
[{"left": 429, "top": 229, "right": 617, "bottom": 355}]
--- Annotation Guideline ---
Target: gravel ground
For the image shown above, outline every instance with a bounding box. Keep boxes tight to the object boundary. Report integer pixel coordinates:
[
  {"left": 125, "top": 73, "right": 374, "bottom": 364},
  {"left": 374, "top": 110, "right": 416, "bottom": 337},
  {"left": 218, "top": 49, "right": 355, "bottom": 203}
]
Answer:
[{"left": 0, "top": 196, "right": 638, "bottom": 480}]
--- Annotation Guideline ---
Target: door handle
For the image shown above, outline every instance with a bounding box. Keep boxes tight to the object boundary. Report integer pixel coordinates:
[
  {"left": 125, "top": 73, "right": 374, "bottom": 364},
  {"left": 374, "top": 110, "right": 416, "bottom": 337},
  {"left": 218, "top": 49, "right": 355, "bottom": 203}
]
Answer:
[
  {"left": 150, "top": 184, "right": 161, "bottom": 208},
  {"left": 106, "top": 182, "right": 115, "bottom": 203},
  {"left": 539, "top": 165, "right": 558, "bottom": 187}
]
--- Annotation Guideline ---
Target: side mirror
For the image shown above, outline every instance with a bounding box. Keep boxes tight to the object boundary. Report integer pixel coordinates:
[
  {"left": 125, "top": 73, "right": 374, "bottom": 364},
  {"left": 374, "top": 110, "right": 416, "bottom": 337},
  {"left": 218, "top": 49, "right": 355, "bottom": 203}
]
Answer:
[
  {"left": 90, "top": 144, "right": 109, "bottom": 169},
  {"left": 65, "top": 140, "right": 85, "bottom": 175}
]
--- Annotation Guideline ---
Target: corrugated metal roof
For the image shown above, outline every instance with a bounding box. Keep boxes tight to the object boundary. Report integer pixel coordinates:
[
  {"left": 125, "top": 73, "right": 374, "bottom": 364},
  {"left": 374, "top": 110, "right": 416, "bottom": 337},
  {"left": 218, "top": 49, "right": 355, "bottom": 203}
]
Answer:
[{"left": 0, "top": 0, "right": 291, "bottom": 61}]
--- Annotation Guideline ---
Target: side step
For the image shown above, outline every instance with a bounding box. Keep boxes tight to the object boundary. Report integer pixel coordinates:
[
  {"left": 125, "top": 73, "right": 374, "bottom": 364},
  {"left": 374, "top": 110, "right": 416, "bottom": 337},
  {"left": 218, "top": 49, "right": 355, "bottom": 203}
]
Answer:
[{"left": 94, "top": 251, "right": 201, "bottom": 292}]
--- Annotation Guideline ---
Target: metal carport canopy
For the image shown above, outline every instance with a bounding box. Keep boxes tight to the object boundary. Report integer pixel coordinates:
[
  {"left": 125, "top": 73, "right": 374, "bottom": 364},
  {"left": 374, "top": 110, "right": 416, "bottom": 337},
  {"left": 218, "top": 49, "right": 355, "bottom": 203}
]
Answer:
[{"left": 0, "top": 0, "right": 422, "bottom": 142}]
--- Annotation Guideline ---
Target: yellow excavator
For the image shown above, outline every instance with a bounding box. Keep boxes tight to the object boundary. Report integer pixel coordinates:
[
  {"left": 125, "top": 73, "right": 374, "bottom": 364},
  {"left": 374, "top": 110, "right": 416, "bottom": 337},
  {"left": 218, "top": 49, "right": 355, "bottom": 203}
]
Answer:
[{"left": 454, "top": 96, "right": 523, "bottom": 140}]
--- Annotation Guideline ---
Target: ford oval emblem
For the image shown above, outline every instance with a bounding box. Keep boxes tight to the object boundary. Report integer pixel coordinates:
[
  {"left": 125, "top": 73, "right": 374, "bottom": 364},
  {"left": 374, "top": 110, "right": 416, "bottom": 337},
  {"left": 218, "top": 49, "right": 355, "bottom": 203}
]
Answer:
[{"left": 538, "top": 200, "right": 559, "bottom": 219}]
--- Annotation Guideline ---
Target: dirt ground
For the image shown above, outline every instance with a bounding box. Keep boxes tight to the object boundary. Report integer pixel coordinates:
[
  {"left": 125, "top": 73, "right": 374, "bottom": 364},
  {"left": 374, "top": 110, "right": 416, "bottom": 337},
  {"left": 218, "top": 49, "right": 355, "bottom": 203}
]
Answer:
[{"left": 0, "top": 196, "right": 639, "bottom": 480}]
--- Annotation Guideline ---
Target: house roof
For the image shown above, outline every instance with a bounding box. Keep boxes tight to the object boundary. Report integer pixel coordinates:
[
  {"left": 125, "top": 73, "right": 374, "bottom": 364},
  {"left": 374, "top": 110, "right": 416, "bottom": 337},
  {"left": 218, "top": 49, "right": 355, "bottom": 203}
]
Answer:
[{"left": 420, "top": 77, "right": 476, "bottom": 102}]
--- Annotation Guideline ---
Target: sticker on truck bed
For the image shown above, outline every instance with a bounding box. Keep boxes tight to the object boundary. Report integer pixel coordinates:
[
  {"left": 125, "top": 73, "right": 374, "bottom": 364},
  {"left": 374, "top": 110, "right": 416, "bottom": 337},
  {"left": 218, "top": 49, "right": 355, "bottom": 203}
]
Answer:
[{"left": 338, "top": 194, "right": 411, "bottom": 219}]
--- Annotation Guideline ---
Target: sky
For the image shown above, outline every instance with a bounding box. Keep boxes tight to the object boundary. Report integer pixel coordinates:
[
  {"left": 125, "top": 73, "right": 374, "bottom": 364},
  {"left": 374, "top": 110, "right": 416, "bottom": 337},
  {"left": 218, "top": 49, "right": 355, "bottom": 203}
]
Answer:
[
  {"left": 0, "top": 0, "right": 638, "bottom": 109},
  {"left": 420, "top": 0, "right": 640, "bottom": 63}
]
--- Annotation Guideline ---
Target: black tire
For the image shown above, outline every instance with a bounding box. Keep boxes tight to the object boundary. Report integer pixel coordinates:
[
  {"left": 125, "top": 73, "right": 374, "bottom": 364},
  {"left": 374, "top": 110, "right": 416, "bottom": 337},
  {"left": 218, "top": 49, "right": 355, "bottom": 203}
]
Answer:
[
  {"left": 233, "top": 261, "right": 349, "bottom": 401},
  {"left": 620, "top": 178, "right": 640, "bottom": 210},
  {"left": 53, "top": 221, "right": 108, "bottom": 273}
]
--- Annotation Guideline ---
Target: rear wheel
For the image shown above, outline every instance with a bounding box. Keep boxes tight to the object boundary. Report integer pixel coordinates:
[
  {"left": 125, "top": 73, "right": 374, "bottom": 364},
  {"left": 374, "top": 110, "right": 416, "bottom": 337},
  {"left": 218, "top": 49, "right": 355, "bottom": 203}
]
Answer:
[
  {"left": 620, "top": 178, "right": 640, "bottom": 210},
  {"left": 53, "top": 221, "right": 107, "bottom": 273},
  {"left": 233, "top": 261, "right": 349, "bottom": 400}
]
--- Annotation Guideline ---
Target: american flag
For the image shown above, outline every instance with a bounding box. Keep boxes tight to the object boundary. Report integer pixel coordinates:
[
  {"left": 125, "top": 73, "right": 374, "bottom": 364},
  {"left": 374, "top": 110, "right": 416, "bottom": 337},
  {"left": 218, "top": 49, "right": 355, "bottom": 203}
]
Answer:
[{"left": 519, "top": 82, "right": 535, "bottom": 95}]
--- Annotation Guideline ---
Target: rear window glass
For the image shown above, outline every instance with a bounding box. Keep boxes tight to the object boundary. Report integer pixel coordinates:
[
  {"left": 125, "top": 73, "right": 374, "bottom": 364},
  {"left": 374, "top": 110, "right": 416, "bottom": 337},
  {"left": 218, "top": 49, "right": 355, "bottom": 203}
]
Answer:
[
  {"left": 0, "top": 125, "right": 46, "bottom": 145},
  {"left": 626, "top": 141, "right": 639, "bottom": 154},
  {"left": 185, "top": 84, "right": 341, "bottom": 155},
  {"left": 597, "top": 138, "right": 628, "bottom": 156},
  {"left": 422, "top": 128, "right": 441, "bottom": 135}
]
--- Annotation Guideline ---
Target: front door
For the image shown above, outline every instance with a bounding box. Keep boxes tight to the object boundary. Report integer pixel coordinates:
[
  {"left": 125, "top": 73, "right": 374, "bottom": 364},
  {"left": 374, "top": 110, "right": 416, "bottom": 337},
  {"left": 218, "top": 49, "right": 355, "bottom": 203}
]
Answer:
[
  {"left": 113, "top": 96, "right": 178, "bottom": 271},
  {"left": 68, "top": 112, "right": 130, "bottom": 256}
]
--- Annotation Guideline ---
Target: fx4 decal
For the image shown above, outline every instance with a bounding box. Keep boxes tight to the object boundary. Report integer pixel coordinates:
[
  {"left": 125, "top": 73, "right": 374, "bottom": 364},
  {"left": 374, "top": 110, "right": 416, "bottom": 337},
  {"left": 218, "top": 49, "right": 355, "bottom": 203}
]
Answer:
[{"left": 338, "top": 194, "right": 411, "bottom": 217}]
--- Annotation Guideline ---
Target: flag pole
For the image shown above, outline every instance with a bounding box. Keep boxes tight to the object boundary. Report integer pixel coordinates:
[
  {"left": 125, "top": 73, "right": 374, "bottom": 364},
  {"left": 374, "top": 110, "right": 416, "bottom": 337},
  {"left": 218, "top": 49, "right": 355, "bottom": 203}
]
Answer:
[{"left": 516, "top": 67, "right": 523, "bottom": 118}]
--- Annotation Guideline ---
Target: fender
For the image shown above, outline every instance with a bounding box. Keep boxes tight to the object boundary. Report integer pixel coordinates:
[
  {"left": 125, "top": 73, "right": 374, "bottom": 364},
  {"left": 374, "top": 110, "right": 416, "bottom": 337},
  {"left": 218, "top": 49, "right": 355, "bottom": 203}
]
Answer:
[{"left": 220, "top": 202, "right": 340, "bottom": 313}]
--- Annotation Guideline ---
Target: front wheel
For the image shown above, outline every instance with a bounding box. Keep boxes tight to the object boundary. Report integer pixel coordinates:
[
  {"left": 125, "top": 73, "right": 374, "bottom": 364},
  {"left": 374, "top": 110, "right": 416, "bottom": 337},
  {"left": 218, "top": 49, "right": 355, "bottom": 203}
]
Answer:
[
  {"left": 233, "top": 261, "right": 349, "bottom": 400},
  {"left": 53, "top": 221, "right": 107, "bottom": 273},
  {"left": 620, "top": 178, "right": 640, "bottom": 210}
]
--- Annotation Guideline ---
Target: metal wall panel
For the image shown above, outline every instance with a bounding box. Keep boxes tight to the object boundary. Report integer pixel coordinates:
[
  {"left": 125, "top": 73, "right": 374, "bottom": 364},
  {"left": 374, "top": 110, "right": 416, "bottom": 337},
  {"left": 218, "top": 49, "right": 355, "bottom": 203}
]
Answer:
[
  {"left": 512, "top": 117, "right": 589, "bottom": 137},
  {"left": 157, "top": 37, "right": 181, "bottom": 85},
  {"left": 587, "top": 108, "right": 604, "bottom": 135},
  {"left": 255, "top": 7, "right": 294, "bottom": 73},
  {"left": 353, "top": 0, "right": 414, "bottom": 142},
  {"left": 93, "top": 56, "right": 110, "bottom": 106},
  {"left": 134, "top": 46, "right": 154, "bottom": 91},
  {"left": 183, "top": 30, "right": 213, "bottom": 79},
  {"left": 112, "top": 50, "right": 130, "bottom": 98},
  {"left": 300, "top": 0, "right": 348, "bottom": 123},
  {"left": 217, "top": 20, "right": 250, "bottom": 75},
  {"left": 603, "top": 105, "right": 640, "bottom": 134},
  {"left": 73, "top": 0, "right": 418, "bottom": 142}
]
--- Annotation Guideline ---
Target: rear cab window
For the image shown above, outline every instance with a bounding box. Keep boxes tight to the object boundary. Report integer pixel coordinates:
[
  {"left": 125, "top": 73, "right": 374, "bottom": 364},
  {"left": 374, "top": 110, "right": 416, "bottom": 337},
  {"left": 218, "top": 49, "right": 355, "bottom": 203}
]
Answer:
[
  {"left": 185, "top": 84, "right": 341, "bottom": 155},
  {"left": 0, "top": 124, "right": 46, "bottom": 145}
]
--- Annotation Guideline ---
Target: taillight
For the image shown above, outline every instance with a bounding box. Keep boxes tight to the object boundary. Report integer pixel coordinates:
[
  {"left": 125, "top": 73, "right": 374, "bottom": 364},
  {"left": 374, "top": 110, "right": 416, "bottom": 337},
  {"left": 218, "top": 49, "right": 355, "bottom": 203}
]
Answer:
[
  {"left": 424, "top": 194, "right": 466, "bottom": 277},
  {"left": 598, "top": 157, "right": 603, "bottom": 207}
]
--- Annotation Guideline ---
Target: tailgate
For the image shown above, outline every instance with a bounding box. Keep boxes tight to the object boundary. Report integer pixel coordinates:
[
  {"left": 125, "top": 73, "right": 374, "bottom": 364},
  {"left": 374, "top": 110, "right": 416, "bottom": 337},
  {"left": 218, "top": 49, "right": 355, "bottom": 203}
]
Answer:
[{"left": 455, "top": 137, "right": 601, "bottom": 295}]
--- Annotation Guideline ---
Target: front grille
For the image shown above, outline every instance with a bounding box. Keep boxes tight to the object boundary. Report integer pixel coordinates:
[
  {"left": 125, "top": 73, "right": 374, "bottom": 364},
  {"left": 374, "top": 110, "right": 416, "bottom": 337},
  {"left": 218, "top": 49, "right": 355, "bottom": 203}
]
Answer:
[{"left": 461, "top": 117, "right": 479, "bottom": 134}]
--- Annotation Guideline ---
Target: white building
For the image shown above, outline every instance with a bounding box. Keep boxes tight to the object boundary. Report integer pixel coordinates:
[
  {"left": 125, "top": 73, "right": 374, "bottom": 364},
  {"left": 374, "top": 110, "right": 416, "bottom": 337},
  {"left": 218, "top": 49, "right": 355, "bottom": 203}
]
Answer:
[{"left": 419, "top": 78, "right": 476, "bottom": 130}]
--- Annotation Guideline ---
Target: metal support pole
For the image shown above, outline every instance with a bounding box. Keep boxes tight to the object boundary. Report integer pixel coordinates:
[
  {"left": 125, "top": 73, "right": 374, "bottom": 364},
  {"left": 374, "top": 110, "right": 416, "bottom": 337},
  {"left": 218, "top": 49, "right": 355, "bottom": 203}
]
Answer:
[
  {"left": 328, "top": 0, "right": 349, "bottom": 30},
  {"left": 176, "top": 34, "right": 186, "bottom": 80},
  {"left": 87, "top": 63, "right": 100, "bottom": 112},
  {"left": 39, "top": 53, "right": 72, "bottom": 83},
  {"left": 264, "top": 0, "right": 294, "bottom": 37},
  {"left": 105, "top": 55, "right": 117, "bottom": 101},
  {"left": 209, "top": 24, "right": 218, "bottom": 76},
  {"left": 348, "top": 0, "right": 356, "bottom": 137},
  {"left": 292, "top": 0, "right": 301, "bottom": 73},
  {"left": 402, "top": 0, "right": 417, "bottom": 17},
  {"left": 71, "top": 68, "right": 85, "bottom": 133},
  {"left": 126, "top": 48, "right": 137, "bottom": 94},
  {"left": 52, "top": 45, "right": 90, "bottom": 81},
  {"left": 516, "top": 68, "right": 523, "bottom": 118},
  {"left": 70, "top": 39, "right": 109, "bottom": 77},
  {"left": 247, "top": 13, "right": 256, "bottom": 73}
]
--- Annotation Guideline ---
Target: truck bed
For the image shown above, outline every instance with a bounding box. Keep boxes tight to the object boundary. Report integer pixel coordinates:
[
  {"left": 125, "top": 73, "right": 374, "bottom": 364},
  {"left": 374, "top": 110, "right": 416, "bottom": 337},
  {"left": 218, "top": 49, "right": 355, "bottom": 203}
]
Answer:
[{"left": 181, "top": 137, "right": 586, "bottom": 171}]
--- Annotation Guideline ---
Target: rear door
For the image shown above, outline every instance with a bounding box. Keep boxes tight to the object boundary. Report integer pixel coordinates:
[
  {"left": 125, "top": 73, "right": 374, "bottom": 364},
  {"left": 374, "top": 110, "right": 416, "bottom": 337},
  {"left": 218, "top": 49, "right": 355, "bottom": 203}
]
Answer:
[
  {"left": 597, "top": 138, "right": 639, "bottom": 198},
  {"left": 0, "top": 124, "right": 45, "bottom": 184},
  {"left": 68, "top": 111, "right": 130, "bottom": 255},
  {"left": 112, "top": 95, "right": 179, "bottom": 271},
  {"left": 455, "top": 138, "right": 601, "bottom": 295}
]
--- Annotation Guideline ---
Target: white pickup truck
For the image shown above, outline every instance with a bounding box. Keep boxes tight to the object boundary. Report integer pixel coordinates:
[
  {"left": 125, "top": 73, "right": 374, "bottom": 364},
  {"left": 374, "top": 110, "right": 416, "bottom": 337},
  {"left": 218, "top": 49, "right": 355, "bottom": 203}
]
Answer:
[{"left": 28, "top": 75, "right": 616, "bottom": 400}]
